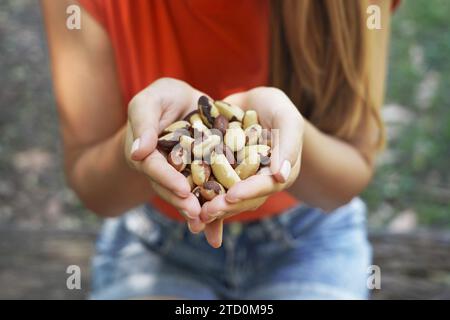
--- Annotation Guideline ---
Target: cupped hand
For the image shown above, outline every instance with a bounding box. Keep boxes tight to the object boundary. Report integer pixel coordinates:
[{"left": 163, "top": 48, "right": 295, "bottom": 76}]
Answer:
[
  {"left": 200, "top": 87, "right": 305, "bottom": 247},
  {"left": 124, "top": 78, "right": 206, "bottom": 233}
]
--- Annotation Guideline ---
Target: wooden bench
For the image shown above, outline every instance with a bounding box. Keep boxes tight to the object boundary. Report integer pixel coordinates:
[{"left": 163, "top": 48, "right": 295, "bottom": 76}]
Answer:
[{"left": 1, "top": 228, "right": 449, "bottom": 299}]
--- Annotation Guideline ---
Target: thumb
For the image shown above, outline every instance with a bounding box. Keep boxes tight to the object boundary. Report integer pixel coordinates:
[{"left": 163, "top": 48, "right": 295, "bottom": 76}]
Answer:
[
  {"left": 128, "top": 93, "right": 162, "bottom": 161},
  {"left": 222, "top": 91, "right": 247, "bottom": 107},
  {"left": 130, "top": 128, "right": 158, "bottom": 161}
]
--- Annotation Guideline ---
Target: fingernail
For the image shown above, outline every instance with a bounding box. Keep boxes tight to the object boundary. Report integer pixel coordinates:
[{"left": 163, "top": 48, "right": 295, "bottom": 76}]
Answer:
[
  {"left": 210, "top": 240, "right": 222, "bottom": 248},
  {"left": 188, "top": 218, "right": 204, "bottom": 234},
  {"left": 210, "top": 211, "right": 224, "bottom": 217},
  {"left": 131, "top": 138, "right": 140, "bottom": 154},
  {"left": 187, "top": 221, "right": 197, "bottom": 234},
  {"left": 225, "top": 195, "right": 240, "bottom": 203},
  {"left": 204, "top": 216, "right": 216, "bottom": 224},
  {"left": 279, "top": 160, "right": 291, "bottom": 182},
  {"left": 180, "top": 210, "right": 195, "bottom": 219},
  {"left": 176, "top": 190, "right": 190, "bottom": 198}
]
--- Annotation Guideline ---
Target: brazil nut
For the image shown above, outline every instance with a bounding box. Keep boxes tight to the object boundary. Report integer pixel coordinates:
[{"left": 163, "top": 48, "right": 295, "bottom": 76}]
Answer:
[
  {"left": 167, "top": 145, "right": 189, "bottom": 172},
  {"left": 224, "top": 127, "right": 246, "bottom": 152},
  {"left": 214, "top": 100, "right": 245, "bottom": 122},
  {"left": 210, "top": 152, "right": 241, "bottom": 189},
  {"left": 200, "top": 180, "right": 225, "bottom": 201},
  {"left": 198, "top": 96, "right": 220, "bottom": 128},
  {"left": 234, "top": 154, "right": 261, "bottom": 180},
  {"left": 242, "top": 110, "right": 258, "bottom": 129},
  {"left": 191, "top": 160, "right": 211, "bottom": 186}
]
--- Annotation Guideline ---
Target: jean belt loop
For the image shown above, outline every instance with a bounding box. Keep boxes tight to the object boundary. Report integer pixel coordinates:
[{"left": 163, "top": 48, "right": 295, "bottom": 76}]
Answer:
[
  {"left": 223, "top": 222, "right": 242, "bottom": 254},
  {"left": 261, "top": 218, "right": 284, "bottom": 242},
  {"left": 174, "top": 222, "right": 186, "bottom": 241},
  {"left": 229, "top": 222, "right": 243, "bottom": 238}
]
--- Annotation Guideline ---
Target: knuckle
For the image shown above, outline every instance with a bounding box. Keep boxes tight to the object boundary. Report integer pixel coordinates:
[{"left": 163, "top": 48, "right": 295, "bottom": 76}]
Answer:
[
  {"left": 254, "top": 86, "right": 284, "bottom": 97},
  {"left": 129, "top": 82, "right": 168, "bottom": 119},
  {"left": 267, "top": 86, "right": 285, "bottom": 96},
  {"left": 294, "top": 111, "right": 305, "bottom": 128},
  {"left": 128, "top": 90, "right": 147, "bottom": 118},
  {"left": 152, "top": 77, "right": 174, "bottom": 87},
  {"left": 152, "top": 77, "right": 189, "bottom": 92},
  {"left": 127, "top": 95, "right": 139, "bottom": 118}
]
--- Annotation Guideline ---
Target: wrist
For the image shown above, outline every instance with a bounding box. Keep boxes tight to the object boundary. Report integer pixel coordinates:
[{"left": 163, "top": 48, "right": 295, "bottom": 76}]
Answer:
[
  {"left": 302, "top": 118, "right": 316, "bottom": 148},
  {"left": 116, "top": 125, "right": 129, "bottom": 167}
]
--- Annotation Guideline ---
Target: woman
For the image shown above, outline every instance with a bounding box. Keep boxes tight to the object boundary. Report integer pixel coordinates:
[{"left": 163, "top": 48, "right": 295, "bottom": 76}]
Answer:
[{"left": 42, "top": 0, "right": 396, "bottom": 299}]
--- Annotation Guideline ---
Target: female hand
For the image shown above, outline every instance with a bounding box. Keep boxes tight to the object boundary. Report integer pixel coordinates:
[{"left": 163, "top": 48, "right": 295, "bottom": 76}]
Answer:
[
  {"left": 124, "top": 78, "right": 206, "bottom": 233},
  {"left": 200, "top": 87, "right": 305, "bottom": 247}
]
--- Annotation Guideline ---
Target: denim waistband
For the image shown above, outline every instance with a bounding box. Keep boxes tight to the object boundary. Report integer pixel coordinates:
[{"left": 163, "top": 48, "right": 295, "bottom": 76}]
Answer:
[
  {"left": 124, "top": 197, "right": 366, "bottom": 247},
  {"left": 137, "top": 202, "right": 310, "bottom": 244}
]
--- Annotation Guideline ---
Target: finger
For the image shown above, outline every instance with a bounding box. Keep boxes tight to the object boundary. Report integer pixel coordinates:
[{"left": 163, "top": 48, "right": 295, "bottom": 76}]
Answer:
[
  {"left": 269, "top": 113, "right": 304, "bottom": 183},
  {"left": 200, "top": 195, "right": 226, "bottom": 219},
  {"left": 130, "top": 129, "right": 158, "bottom": 162},
  {"left": 199, "top": 202, "right": 216, "bottom": 223},
  {"left": 187, "top": 217, "right": 206, "bottom": 234},
  {"left": 222, "top": 91, "right": 248, "bottom": 108},
  {"left": 151, "top": 182, "right": 201, "bottom": 219},
  {"left": 204, "top": 219, "right": 223, "bottom": 248},
  {"left": 141, "top": 150, "right": 191, "bottom": 197},
  {"left": 225, "top": 174, "right": 279, "bottom": 203},
  {"left": 204, "top": 194, "right": 266, "bottom": 219}
]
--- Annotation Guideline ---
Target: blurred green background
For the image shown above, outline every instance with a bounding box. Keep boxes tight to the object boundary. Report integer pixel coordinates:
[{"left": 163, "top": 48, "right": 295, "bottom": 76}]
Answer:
[{"left": 363, "top": 0, "right": 450, "bottom": 231}]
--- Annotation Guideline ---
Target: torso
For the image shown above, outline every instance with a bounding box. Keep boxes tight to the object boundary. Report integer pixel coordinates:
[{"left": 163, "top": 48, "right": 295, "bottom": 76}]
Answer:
[{"left": 78, "top": 0, "right": 300, "bottom": 222}]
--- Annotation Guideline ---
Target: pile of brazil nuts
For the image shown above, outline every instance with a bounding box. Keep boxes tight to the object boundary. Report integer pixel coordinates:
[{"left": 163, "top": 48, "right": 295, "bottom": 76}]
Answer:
[{"left": 157, "top": 96, "right": 272, "bottom": 204}]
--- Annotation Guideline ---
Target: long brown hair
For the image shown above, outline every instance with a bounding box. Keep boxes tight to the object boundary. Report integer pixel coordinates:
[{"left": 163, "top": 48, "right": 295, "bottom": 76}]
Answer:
[{"left": 271, "top": 0, "right": 385, "bottom": 149}]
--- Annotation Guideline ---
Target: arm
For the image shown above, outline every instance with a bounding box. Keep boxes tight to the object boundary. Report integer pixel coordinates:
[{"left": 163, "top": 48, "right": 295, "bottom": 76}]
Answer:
[
  {"left": 289, "top": 119, "right": 375, "bottom": 211},
  {"left": 41, "top": 1, "right": 201, "bottom": 218},
  {"left": 289, "top": 0, "right": 392, "bottom": 211},
  {"left": 41, "top": 0, "right": 153, "bottom": 216},
  {"left": 202, "top": 1, "right": 392, "bottom": 222}
]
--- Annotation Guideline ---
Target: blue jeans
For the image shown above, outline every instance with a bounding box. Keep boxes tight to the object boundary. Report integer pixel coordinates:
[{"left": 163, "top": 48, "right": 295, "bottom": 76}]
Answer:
[{"left": 90, "top": 198, "right": 371, "bottom": 299}]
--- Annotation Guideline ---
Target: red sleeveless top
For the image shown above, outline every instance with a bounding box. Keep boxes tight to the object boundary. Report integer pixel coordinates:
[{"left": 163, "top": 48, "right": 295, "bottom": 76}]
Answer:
[
  {"left": 78, "top": 0, "right": 400, "bottom": 221},
  {"left": 78, "top": 0, "right": 299, "bottom": 222}
]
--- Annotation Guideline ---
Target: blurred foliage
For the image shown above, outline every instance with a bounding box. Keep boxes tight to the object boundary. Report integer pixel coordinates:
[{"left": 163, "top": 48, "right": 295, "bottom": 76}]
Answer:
[{"left": 363, "top": 0, "right": 450, "bottom": 228}]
